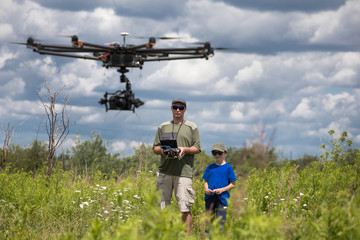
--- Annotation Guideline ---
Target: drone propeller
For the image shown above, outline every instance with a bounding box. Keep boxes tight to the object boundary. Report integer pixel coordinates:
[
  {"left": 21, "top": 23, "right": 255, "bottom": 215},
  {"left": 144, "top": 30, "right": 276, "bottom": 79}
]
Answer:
[
  {"left": 186, "top": 42, "right": 236, "bottom": 50},
  {"left": 10, "top": 37, "right": 42, "bottom": 46},
  {"left": 132, "top": 35, "right": 183, "bottom": 40},
  {"left": 58, "top": 34, "right": 80, "bottom": 43}
]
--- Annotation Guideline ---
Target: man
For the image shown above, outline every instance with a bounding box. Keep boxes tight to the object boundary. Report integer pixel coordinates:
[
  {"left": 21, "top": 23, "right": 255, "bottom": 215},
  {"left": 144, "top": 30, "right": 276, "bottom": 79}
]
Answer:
[{"left": 153, "top": 97, "right": 201, "bottom": 234}]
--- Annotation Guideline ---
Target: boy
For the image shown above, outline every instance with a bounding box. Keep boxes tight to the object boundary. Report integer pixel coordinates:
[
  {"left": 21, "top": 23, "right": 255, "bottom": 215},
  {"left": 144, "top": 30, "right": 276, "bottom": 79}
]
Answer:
[{"left": 202, "top": 142, "right": 237, "bottom": 232}]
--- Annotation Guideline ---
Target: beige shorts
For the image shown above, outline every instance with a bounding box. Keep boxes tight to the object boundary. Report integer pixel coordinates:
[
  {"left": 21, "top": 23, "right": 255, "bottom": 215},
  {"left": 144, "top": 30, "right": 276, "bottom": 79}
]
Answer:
[{"left": 156, "top": 173, "right": 195, "bottom": 212}]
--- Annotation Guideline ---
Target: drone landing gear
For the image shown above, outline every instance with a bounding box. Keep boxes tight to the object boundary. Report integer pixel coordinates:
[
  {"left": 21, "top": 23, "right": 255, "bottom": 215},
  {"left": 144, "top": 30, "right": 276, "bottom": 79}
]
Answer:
[{"left": 99, "top": 69, "right": 144, "bottom": 112}]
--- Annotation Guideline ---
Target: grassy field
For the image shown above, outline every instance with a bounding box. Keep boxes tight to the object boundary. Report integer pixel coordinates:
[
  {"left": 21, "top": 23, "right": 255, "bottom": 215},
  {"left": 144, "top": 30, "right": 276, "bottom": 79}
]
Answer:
[{"left": 1, "top": 133, "right": 360, "bottom": 239}]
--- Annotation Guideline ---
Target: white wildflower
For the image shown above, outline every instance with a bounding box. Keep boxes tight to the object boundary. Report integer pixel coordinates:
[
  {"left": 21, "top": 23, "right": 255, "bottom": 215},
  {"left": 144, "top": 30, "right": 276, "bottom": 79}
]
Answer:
[
  {"left": 303, "top": 204, "right": 307, "bottom": 207},
  {"left": 133, "top": 195, "right": 140, "bottom": 199},
  {"left": 265, "top": 196, "right": 269, "bottom": 199},
  {"left": 104, "top": 210, "right": 109, "bottom": 214},
  {"left": 280, "top": 199, "right": 285, "bottom": 201},
  {"left": 293, "top": 199, "right": 298, "bottom": 202},
  {"left": 300, "top": 192, "right": 304, "bottom": 196},
  {"left": 75, "top": 190, "right": 81, "bottom": 193}
]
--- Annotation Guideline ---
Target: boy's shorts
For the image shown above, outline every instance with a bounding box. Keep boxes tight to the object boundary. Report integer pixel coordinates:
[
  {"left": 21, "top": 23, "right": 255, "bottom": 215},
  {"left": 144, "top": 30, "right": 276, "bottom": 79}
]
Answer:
[{"left": 156, "top": 173, "right": 195, "bottom": 212}]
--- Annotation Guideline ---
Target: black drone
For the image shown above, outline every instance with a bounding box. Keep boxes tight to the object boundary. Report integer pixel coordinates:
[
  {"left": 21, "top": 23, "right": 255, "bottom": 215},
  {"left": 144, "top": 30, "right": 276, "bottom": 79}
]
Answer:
[{"left": 14, "top": 33, "right": 216, "bottom": 112}]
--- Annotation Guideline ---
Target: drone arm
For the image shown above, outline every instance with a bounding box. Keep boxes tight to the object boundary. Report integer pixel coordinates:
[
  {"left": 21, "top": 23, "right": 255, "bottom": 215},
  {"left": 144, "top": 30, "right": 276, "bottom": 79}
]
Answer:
[
  {"left": 36, "top": 50, "right": 101, "bottom": 60},
  {"left": 80, "top": 42, "right": 118, "bottom": 51},
  {"left": 143, "top": 55, "right": 213, "bottom": 62}
]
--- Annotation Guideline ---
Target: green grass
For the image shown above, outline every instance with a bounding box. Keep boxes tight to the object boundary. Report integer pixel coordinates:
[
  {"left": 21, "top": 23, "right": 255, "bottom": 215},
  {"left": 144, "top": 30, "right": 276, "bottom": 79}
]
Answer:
[
  {"left": 1, "top": 158, "right": 359, "bottom": 240},
  {"left": 1, "top": 130, "right": 360, "bottom": 239}
]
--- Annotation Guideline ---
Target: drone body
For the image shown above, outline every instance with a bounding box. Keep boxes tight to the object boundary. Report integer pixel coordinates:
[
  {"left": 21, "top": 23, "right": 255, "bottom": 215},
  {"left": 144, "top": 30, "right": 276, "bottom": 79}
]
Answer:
[{"left": 15, "top": 33, "right": 215, "bottom": 111}]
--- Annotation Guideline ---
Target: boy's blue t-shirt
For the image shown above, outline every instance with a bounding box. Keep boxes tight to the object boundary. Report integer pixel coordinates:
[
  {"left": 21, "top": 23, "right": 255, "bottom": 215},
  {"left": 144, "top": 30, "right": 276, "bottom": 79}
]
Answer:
[{"left": 202, "top": 162, "right": 237, "bottom": 206}]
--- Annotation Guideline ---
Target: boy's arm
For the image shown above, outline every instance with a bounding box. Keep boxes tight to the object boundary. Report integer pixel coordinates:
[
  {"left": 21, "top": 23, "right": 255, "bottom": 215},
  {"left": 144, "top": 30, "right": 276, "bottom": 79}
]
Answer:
[
  {"left": 213, "top": 181, "right": 235, "bottom": 195},
  {"left": 204, "top": 181, "right": 213, "bottom": 195}
]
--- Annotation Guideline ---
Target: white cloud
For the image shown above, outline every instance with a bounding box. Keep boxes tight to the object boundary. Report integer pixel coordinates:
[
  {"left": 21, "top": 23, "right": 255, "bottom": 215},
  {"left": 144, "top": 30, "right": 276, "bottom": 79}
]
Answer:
[
  {"left": 0, "top": 24, "right": 13, "bottom": 41},
  {"left": 0, "top": 77, "right": 25, "bottom": 97},
  {"left": 111, "top": 141, "right": 127, "bottom": 152},
  {"left": 0, "top": 98, "right": 42, "bottom": 120},
  {"left": 322, "top": 92, "right": 356, "bottom": 112},
  {"left": 290, "top": 98, "right": 316, "bottom": 119},
  {"left": 79, "top": 113, "right": 104, "bottom": 124},
  {"left": 139, "top": 59, "right": 219, "bottom": 89},
  {"left": 0, "top": 46, "right": 18, "bottom": 69},
  {"left": 1, "top": 0, "right": 359, "bottom": 159}
]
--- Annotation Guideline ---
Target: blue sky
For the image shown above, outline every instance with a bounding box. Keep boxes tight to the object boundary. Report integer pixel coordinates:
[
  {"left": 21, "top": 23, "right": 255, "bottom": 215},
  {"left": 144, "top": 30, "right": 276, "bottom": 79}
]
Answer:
[{"left": 0, "top": 0, "right": 359, "bottom": 158}]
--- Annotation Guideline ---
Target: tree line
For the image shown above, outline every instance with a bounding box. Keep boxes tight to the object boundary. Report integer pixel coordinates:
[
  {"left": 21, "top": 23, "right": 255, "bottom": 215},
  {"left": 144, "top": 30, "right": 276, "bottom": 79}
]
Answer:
[{"left": 1, "top": 130, "right": 329, "bottom": 178}]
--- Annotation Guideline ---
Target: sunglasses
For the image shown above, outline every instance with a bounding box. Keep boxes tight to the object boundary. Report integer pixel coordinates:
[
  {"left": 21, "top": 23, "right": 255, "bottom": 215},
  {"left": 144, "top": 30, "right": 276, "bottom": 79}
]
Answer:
[
  {"left": 172, "top": 105, "right": 185, "bottom": 111},
  {"left": 212, "top": 151, "right": 223, "bottom": 156}
]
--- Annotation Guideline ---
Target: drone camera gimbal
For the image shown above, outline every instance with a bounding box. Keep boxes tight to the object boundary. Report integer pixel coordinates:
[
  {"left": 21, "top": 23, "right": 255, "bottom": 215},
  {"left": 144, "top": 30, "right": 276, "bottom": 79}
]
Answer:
[{"left": 99, "top": 71, "right": 144, "bottom": 112}]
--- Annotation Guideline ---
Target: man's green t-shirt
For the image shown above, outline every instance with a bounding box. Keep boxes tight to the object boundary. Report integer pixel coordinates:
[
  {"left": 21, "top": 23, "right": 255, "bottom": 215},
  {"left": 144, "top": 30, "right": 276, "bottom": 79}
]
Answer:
[{"left": 153, "top": 120, "right": 201, "bottom": 178}]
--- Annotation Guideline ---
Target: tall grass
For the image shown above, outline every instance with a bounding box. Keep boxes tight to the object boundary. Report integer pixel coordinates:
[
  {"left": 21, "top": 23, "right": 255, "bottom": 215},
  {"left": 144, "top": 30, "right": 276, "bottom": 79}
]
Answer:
[{"left": 1, "top": 132, "right": 359, "bottom": 239}]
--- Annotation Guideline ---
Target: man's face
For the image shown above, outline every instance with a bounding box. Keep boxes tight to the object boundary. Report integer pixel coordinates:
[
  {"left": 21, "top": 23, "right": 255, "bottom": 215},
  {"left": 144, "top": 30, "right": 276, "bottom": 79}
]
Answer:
[{"left": 171, "top": 102, "right": 186, "bottom": 119}]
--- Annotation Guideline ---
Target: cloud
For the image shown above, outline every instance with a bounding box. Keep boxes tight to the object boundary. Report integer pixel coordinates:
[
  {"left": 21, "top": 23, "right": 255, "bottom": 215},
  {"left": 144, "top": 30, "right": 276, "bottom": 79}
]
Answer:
[
  {"left": 213, "top": 0, "right": 346, "bottom": 12},
  {"left": 1, "top": 0, "right": 359, "bottom": 159},
  {"left": 0, "top": 77, "right": 25, "bottom": 97},
  {"left": 111, "top": 141, "right": 127, "bottom": 153},
  {"left": 290, "top": 98, "right": 316, "bottom": 119},
  {"left": 0, "top": 46, "right": 18, "bottom": 69}
]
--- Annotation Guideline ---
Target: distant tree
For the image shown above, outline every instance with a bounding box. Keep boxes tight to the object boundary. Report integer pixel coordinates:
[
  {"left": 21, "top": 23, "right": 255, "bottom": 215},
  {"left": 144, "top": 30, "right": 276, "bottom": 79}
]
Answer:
[
  {"left": 273, "top": 154, "right": 319, "bottom": 170},
  {"left": 69, "top": 132, "right": 122, "bottom": 176},
  {"left": 132, "top": 143, "right": 158, "bottom": 172},
  {"left": 23, "top": 140, "right": 48, "bottom": 172},
  {"left": 37, "top": 81, "right": 71, "bottom": 176},
  {"left": 1, "top": 122, "right": 15, "bottom": 169},
  {"left": 193, "top": 150, "right": 213, "bottom": 177},
  {"left": 1, "top": 121, "right": 24, "bottom": 170},
  {"left": 321, "top": 130, "right": 360, "bottom": 165},
  {"left": 226, "top": 121, "right": 278, "bottom": 176}
]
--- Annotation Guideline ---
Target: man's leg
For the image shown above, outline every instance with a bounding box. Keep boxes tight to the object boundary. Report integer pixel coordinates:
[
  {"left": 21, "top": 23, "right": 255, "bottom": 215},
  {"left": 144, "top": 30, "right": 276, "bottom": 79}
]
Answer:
[
  {"left": 156, "top": 173, "right": 173, "bottom": 209},
  {"left": 182, "top": 211, "right": 192, "bottom": 234},
  {"left": 175, "top": 176, "right": 195, "bottom": 234}
]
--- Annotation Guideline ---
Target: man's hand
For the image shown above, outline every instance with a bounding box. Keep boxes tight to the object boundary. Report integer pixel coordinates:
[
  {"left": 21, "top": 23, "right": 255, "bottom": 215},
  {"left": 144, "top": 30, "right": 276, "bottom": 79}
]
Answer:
[
  {"left": 177, "top": 146, "right": 200, "bottom": 156},
  {"left": 178, "top": 147, "right": 186, "bottom": 156}
]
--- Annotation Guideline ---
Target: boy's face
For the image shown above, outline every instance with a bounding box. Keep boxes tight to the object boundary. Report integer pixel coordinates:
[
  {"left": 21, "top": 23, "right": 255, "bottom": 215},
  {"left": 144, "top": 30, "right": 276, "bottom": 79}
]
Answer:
[{"left": 212, "top": 150, "right": 227, "bottom": 162}]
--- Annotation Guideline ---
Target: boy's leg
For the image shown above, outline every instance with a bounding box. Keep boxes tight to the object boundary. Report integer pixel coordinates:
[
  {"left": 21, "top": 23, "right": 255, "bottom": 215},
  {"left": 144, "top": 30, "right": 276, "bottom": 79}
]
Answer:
[
  {"left": 205, "top": 196, "right": 217, "bottom": 235},
  {"left": 215, "top": 201, "right": 227, "bottom": 231}
]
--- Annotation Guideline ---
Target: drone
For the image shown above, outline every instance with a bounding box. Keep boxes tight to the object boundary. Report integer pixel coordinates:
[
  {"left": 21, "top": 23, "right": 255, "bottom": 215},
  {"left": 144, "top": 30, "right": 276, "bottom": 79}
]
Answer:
[{"left": 14, "top": 32, "right": 216, "bottom": 112}]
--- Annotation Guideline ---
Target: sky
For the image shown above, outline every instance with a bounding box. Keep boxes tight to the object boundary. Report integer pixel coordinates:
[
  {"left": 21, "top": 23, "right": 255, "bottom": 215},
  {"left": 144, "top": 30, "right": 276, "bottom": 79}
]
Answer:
[{"left": 0, "top": 0, "right": 359, "bottom": 159}]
